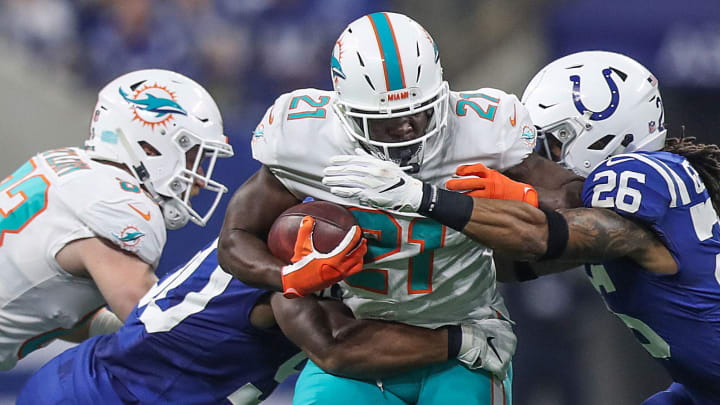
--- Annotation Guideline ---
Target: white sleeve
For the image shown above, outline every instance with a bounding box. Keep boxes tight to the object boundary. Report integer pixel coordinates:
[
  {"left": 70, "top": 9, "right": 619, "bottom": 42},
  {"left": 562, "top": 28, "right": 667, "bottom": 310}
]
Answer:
[
  {"left": 251, "top": 93, "right": 292, "bottom": 169},
  {"left": 250, "top": 89, "right": 343, "bottom": 201},
  {"left": 484, "top": 89, "right": 537, "bottom": 172},
  {"left": 80, "top": 197, "right": 166, "bottom": 268}
]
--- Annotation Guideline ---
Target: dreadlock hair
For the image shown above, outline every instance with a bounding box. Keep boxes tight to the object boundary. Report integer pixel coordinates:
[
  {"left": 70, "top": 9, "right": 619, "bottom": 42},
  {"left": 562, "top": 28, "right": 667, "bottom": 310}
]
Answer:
[{"left": 663, "top": 135, "right": 720, "bottom": 213}]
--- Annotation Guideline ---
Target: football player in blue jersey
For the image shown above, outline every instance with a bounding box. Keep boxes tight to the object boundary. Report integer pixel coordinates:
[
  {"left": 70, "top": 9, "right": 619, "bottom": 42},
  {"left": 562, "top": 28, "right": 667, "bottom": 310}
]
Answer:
[
  {"left": 17, "top": 237, "right": 503, "bottom": 404},
  {"left": 326, "top": 51, "right": 720, "bottom": 404}
]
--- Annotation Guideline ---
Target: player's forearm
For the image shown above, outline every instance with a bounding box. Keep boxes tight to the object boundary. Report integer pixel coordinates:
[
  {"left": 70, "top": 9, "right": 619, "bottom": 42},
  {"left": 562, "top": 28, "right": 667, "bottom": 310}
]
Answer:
[
  {"left": 271, "top": 295, "right": 447, "bottom": 379},
  {"left": 558, "top": 208, "right": 676, "bottom": 273},
  {"left": 319, "top": 319, "right": 448, "bottom": 379},
  {"left": 217, "top": 228, "right": 284, "bottom": 291},
  {"left": 462, "top": 198, "right": 548, "bottom": 260}
]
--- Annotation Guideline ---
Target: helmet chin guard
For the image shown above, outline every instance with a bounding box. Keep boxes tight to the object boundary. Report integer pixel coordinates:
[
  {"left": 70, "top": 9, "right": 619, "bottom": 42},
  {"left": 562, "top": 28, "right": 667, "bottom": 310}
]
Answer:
[
  {"left": 522, "top": 51, "right": 667, "bottom": 177},
  {"left": 330, "top": 12, "right": 449, "bottom": 171}
]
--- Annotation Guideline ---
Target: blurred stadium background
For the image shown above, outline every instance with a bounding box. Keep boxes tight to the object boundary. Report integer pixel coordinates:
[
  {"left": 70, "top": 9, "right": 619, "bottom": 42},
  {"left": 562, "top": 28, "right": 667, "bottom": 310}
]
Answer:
[{"left": 1, "top": 0, "right": 719, "bottom": 404}]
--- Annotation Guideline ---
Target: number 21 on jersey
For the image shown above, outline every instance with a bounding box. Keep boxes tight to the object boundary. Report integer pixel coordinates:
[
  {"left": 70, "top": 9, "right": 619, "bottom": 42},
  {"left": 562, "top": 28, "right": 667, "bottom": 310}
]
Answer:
[{"left": 345, "top": 208, "right": 445, "bottom": 295}]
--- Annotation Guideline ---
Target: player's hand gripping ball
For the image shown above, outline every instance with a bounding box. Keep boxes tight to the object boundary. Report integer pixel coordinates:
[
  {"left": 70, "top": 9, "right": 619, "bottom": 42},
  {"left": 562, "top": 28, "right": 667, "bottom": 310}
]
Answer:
[{"left": 268, "top": 201, "right": 367, "bottom": 298}]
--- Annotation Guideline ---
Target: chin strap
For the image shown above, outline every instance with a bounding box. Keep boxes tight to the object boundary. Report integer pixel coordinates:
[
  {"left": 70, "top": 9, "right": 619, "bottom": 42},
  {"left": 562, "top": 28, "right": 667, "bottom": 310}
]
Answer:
[{"left": 116, "top": 128, "right": 150, "bottom": 183}]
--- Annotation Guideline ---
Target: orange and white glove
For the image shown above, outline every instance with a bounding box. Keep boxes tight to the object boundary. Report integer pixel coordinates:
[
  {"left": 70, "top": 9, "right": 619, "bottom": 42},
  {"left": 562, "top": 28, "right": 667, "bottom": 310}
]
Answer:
[
  {"left": 445, "top": 163, "right": 539, "bottom": 208},
  {"left": 281, "top": 216, "right": 367, "bottom": 299}
]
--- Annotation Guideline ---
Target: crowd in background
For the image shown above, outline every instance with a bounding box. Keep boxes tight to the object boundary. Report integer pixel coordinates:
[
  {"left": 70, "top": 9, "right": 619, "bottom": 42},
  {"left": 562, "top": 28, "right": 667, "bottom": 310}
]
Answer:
[{"left": 0, "top": 0, "right": 386, "bottom": 138}]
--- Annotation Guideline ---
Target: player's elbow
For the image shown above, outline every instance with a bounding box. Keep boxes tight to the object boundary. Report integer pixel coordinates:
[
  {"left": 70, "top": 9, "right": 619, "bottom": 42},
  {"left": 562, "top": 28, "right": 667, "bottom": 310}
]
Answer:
[
  {"left": 310, "top": 350, "right": 346, "bottom": 375},
  {"left": 308, "top": 327, "right": 366, "bottom": 377},
  {"left": 217, "top": 229, "right": 252, "bottom": 280},
  {"left": 216, "top": 231, "right": 235, "bottom": 275},
  {"left": 310, "top": 345, "right": 363, "bottom": 377}
]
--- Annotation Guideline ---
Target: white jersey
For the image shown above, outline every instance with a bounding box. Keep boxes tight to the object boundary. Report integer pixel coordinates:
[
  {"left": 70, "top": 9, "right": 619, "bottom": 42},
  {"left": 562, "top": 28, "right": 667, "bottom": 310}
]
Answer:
[
  {"left": 252, "top": 88, "right": 536, "bottom": 328},
  {"left": 0, "top": 147, "right": 166, "bottom": 370}
]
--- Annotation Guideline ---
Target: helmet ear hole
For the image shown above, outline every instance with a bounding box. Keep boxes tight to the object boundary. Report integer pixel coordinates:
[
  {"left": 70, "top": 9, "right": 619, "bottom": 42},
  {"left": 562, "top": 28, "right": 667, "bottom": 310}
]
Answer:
[
  {"left": 588, "top": 134, "right": 617, "bottom": 150},
  {"left": 138, "top": 141, "right": 161, "bottom": 156}
]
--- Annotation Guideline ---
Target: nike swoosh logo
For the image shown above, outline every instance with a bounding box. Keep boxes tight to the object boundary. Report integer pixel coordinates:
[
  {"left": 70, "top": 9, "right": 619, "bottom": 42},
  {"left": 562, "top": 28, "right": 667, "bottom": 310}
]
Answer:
[
  {"left": 128, "top": 203, "right": 151, "bottom": 221},
  {"left": 379, "top": 178, "right": 405, "bottom": 193},
  {"left": 604, "top": 156, "right": 636, "bottom": 166},
  {"left": 509, "top": 104, "right": 517, "bottom": 127},
  {"left": 487, "top": 336, "right": 502, "bottom": 361}
]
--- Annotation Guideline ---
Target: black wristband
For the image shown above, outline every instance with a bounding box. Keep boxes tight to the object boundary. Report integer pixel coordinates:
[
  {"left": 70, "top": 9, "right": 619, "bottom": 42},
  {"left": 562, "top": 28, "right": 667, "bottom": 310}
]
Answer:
[
  {"left": 418, "top": 183, "right": 474, "bottom": 232},
  {"left": 447, "top": 325, "right": 462, "bottom": 359},
  {"left": 539, "top": 208, "right": 569, "bottom": 261},
  {"left": 513, "top": 261, "right": 538, "bottom": 281}
]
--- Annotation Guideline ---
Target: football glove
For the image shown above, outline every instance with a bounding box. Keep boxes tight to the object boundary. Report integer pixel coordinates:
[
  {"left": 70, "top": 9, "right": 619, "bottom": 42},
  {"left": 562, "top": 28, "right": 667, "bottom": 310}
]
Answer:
[
  {"left": 281, "top": 216, "right": 367, "bottom": 299},
  {"left": 457, "top": 318, "right": 517, "bottom": 380},
  {"left": 323, "top": 149, "right": 424, "bottom": 212},
  {"left": 446, "top": 163, "right": 538, "bottom": 208}
]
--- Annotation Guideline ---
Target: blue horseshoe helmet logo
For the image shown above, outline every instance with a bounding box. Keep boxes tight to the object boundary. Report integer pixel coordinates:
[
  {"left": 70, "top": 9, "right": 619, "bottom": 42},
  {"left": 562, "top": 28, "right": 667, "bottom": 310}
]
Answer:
[{"left": 570, "top": 68, "right": 620, "bottom": 121}]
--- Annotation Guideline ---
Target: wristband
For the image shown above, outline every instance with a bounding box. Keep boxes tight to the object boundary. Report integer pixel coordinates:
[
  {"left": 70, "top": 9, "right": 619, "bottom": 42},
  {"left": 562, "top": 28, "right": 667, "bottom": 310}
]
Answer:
[
  {"left": 539, "top": 209, "right": 569, "bottom": 261},
  {"left": 447, "top": 325, "right": 462, "bottom": 359},
  {"left": 418, "top": 183, "right": 474, "bottom": 232}
]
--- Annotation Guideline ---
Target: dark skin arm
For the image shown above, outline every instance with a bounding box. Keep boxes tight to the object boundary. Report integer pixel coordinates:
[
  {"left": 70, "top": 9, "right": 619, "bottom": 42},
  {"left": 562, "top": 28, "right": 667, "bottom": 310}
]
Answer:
[
  {"left": 461, "top": 199, "right": 677, "bottom": 278},
  {"left": 504, "top": 152, "right": 585, "bottom": 210},
  {"left": 268, "top": 293, "right": 448, "bottom": 379},
  {"left": 217, "top": 165, "right": 301, "bottom": 291}
]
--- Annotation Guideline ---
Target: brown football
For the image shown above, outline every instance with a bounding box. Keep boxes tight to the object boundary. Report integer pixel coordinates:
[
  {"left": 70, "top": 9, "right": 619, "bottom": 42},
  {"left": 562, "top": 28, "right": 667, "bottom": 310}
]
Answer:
[{"left": 267, "top": 201, "right": 358, "bottom": 264}]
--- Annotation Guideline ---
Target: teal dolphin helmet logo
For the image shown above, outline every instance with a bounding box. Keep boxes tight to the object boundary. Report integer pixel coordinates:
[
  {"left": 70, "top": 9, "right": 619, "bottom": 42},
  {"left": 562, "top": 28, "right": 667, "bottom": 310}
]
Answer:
[{"left": 119, "top": 82, "right": 187, "bottom": 129}]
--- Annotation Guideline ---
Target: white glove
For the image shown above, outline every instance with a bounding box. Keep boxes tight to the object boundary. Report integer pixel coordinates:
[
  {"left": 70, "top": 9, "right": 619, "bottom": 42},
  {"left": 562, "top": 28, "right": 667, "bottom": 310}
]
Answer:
[
  {"left": 457, "top": 318, "right": 517, "bottom": 380},
  {"left": 323, "top": 148, "right": 424, "bottom": 213}
]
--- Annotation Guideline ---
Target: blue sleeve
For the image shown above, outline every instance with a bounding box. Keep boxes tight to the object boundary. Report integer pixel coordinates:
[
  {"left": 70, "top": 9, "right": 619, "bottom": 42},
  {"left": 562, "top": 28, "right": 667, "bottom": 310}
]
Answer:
[{"left": 581, "top": 155, "right": 671, "bottom": 225}]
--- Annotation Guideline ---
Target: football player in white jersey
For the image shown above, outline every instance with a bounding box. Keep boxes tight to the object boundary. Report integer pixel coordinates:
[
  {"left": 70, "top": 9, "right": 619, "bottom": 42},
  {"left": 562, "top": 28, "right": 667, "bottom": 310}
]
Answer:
[
  {"left": 218, "top": 12, "right": 581, "bottom": 404},
  {"left": 0, "top": 69, "right": 233, "bottom": 371}
]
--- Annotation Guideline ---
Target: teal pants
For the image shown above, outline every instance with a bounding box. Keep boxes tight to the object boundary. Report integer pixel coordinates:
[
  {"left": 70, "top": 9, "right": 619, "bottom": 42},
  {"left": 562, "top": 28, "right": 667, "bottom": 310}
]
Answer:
[{"left": 293, "top": 359, "right": 512, "bottom": 405}]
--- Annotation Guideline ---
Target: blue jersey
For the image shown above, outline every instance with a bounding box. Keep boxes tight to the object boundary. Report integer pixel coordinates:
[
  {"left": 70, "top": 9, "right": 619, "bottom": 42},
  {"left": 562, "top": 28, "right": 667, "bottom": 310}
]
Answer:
[
  {"left": 18, "top": 239, "right": 303, "bottom": 404},
  {"left": 581, "top": 151, "right": 720, "bottom": 401}
]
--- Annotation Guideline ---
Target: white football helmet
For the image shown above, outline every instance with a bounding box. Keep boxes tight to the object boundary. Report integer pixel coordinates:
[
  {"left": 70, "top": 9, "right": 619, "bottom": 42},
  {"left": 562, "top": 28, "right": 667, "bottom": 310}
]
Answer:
[
  {"left": 331, "top": 12, "right": 449, "bottom": 172},
  {"left": 522, "top": 51, "right": 666, "bottom": 177},
  {"left": 87, "top": 69, "right": 234, "bottom": 229}
]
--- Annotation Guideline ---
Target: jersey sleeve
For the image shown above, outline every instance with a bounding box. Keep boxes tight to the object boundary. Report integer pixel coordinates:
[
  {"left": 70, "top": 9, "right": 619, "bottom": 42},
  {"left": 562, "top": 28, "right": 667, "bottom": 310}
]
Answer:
[
  {"left": 80, "top": 196, "right": 166, "bottom": 268},
  {"left": 581, "top": 154, "right": 671, "bottom": 224},
  {"left": 452, "top": 88, "right": 536, "bottom": 172},
  {"left": 251, "top": 93, "right": 291, "bottom": 169},
  {"left": 494, "top": 91, "right": 537, "bottom": 171},
  {"left": 250, "top": 89, "right": 345, "bottom": 201}
]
